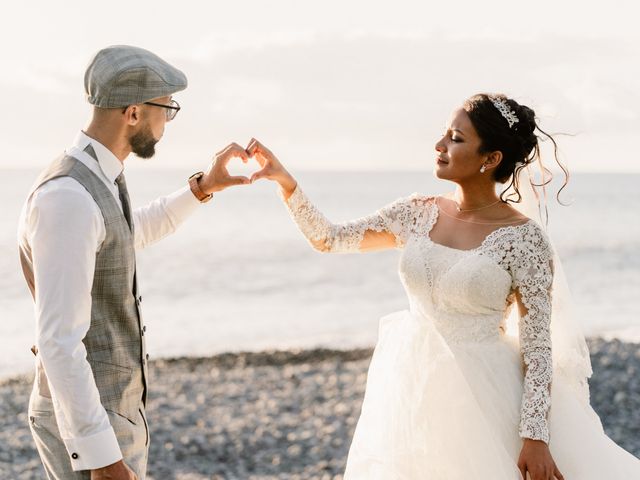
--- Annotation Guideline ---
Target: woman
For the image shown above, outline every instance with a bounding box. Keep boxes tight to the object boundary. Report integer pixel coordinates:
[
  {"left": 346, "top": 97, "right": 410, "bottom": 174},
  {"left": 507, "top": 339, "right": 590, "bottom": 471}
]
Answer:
[{"left": 246, "top": 94, "right": 640, "bottom": 479}]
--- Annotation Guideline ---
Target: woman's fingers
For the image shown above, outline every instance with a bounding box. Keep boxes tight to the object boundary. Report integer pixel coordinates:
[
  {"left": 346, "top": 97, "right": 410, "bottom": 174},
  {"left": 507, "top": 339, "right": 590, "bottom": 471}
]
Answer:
[
  {"left": 250, "top": 167, "right": 270, "bottom": 183},
  {"left": 253, "top": 152, "right": 268, "bottom": 168},
  {"left": 553, "top": 465, "right": 564, "bottom": 480},
  {"left": 247, "top": 138, "right": 274, "bottom": 159},
  {"left": 518, "top": 464, "right": 527, "bottom": 479},
  {"left": 246, "top": 138, "right": 260, "bottom": 156}
]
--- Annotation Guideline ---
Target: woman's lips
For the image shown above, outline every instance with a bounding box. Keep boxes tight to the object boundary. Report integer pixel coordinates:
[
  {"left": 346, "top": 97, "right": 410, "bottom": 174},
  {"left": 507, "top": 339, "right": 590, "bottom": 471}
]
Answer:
[{"left": 437, "top": 158, "right": 448, "bottom": 165}]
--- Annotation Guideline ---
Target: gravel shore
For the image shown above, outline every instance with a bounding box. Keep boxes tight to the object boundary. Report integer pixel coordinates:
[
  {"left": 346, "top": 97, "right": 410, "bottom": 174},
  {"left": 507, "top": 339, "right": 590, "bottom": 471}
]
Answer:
[{"left": 1, "top": 338, "right": 639, "bottom": 479}]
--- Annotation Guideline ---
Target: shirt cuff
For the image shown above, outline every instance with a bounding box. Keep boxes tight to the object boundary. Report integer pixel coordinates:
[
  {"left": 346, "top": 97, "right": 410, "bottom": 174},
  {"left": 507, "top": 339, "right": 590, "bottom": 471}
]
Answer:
[
  {"left": 165, "top": 185, "right": 201, "bottom": 220},
  {"left": 63, "top": 424, "right": 122, "bottom": 471}
]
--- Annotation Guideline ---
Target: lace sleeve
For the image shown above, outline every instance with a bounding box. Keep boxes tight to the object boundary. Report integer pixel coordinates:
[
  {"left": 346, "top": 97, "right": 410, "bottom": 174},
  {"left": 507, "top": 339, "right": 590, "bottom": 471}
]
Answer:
[
  {"left": 511, "top": 223, "right": 555, "bottom": 444},
  {"left": 280, "top": 185, "right": 421, "bottom": 253}
]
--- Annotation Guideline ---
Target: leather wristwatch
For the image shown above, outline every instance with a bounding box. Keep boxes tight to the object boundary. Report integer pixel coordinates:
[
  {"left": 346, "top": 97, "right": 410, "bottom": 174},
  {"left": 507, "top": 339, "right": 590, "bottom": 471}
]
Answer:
[{"left": 188, "top": 171, "right": 213, "bottom": 203}]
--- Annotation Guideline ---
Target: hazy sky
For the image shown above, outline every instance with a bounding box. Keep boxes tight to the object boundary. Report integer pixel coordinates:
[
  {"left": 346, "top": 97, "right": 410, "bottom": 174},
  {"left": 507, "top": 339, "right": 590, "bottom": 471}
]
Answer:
[{"left": 1, "top": 0, "right": 639, "bottom": 172}]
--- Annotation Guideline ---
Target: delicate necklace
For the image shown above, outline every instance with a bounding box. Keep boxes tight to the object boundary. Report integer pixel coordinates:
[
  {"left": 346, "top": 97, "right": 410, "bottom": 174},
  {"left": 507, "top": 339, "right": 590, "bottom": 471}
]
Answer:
[
  {"left": 436, "top": 197, "right": 530, "bottom": 226},
  {"left": 453, "top": 197, "right": 503, "bottom": 213}
]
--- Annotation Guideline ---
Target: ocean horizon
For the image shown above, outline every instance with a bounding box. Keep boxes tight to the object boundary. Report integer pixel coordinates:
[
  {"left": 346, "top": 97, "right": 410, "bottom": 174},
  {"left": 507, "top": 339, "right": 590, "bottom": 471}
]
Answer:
[{"left": 1, "top": 168, "right": 639, "bottom": 379}]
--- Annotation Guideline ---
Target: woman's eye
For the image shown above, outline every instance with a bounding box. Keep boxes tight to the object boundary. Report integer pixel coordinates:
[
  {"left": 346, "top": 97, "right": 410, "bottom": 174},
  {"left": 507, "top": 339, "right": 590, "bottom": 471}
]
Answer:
[{"left": 451, "top": 136, "right": 461, "bottom": 142}]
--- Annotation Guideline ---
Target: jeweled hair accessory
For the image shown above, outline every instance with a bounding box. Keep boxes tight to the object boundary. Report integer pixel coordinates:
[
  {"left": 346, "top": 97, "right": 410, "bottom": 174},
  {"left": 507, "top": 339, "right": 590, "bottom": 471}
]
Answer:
[{"left": 490, "top": 97, "right": 520, "bottom": 129}]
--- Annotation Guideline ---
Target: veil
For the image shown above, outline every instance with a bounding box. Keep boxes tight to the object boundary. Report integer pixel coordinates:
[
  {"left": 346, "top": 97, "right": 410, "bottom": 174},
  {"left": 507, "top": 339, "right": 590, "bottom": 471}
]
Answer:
[{"left": 504, "top": 163, "right": 593, "bottom": 404}]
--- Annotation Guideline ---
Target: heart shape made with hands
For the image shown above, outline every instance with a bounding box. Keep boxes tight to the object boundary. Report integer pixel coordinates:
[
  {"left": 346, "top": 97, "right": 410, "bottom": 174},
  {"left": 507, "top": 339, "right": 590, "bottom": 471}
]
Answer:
[{"left": 225, "top": 152, "right": 263, "bottom": 179}]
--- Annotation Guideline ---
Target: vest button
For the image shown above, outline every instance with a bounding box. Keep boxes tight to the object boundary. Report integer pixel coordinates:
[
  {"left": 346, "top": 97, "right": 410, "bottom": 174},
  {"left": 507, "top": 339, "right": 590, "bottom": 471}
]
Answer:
[{"left": 71, "top": 453, "right": 79, "bottom": 460}]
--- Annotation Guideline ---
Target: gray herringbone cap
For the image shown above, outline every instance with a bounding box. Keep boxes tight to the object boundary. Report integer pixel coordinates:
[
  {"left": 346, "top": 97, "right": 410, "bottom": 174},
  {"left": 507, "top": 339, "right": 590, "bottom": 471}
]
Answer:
[{"left": 84, "top": 45, "right": 188, "bottom": 108}]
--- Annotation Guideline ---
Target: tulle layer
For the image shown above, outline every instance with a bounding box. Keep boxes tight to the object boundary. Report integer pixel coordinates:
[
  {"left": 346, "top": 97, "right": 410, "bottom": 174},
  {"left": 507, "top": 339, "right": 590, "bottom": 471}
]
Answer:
[{"left": 343, "top": 310, "right": 640, "bottom": 480}]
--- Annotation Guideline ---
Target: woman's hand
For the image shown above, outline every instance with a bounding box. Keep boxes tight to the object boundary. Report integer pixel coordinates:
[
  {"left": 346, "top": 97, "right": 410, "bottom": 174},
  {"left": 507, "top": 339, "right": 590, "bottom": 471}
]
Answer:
[
  {"left": 517, "top": 439, "right": 564, "bottom": 480},
  {"left": 246, "top": 138, "right": 297, "bottom": 198}
]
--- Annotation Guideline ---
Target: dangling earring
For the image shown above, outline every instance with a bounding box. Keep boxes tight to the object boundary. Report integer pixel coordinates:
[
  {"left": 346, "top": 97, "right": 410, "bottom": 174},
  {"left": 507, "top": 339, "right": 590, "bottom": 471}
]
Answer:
[{"left": 480, "top": 165, "right": 486, "bottom": 173}]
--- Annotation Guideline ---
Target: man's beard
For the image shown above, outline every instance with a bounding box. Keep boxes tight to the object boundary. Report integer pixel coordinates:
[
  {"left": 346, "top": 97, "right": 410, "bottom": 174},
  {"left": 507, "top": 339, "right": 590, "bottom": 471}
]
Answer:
[{"left": 129, "top": 124, "right": 158, "bottom": 159}]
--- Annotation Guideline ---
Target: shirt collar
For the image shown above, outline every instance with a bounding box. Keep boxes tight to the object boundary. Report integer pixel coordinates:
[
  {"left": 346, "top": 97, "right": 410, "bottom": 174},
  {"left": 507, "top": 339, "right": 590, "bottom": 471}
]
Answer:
[{"left": 72, "top": 131, "right": 124, "bottom": 184}]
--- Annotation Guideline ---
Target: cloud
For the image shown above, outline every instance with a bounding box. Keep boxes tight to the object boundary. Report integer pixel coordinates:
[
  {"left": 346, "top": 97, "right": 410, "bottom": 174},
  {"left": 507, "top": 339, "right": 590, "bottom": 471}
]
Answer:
[{"left": 1, "top": 29, "right": 639, "bottom": 172}]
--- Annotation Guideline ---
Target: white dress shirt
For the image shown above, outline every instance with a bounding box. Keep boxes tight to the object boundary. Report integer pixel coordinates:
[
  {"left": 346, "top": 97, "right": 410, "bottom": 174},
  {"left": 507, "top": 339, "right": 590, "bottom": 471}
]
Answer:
[{"left": 17, "top": 131, "right": 201, "bottom": 471}]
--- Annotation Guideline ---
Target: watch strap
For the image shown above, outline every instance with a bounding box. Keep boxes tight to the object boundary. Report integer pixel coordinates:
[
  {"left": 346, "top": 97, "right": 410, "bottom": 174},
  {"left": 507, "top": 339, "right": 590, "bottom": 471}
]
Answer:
[{"left": 188, "top": 172, "right": 213, "bottom": 203}]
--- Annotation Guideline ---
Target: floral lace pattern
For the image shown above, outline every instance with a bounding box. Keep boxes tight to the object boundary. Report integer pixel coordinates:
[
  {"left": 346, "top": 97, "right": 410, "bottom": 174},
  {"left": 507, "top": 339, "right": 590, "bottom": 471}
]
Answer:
[
  {"left": 282, "top": 186, "right": 429, "bottom": 251},
  {"left": 478, "top": 215, "right": 554, "bottom": 444},
  {"left": 283, "top": 188, "right": 554, "bottom": 443}
]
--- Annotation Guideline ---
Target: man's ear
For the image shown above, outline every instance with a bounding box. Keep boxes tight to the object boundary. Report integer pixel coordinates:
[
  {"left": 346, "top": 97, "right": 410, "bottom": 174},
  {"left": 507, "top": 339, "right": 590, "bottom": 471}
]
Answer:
[{"left": 122, "top": 105, "right": 141, "bottom": 126}]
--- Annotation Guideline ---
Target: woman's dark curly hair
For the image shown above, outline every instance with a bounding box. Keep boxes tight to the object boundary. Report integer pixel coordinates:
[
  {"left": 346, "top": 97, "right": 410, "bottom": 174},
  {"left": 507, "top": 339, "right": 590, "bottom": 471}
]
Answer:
[{"left": 463, "top": 93, "right": 569, "bottom": 204}]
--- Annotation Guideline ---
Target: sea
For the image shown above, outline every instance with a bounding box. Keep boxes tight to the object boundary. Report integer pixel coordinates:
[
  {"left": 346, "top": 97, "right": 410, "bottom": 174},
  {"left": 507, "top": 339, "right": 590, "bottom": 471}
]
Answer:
[{"left": 1, "top": 168, "right": 639, "bottom": 379}]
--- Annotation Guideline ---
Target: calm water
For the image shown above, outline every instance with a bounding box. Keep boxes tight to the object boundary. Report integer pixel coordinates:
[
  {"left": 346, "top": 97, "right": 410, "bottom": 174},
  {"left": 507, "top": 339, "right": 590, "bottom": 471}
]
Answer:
[{"left": 1, "top": 168, "right": 639, "bottom": 378}]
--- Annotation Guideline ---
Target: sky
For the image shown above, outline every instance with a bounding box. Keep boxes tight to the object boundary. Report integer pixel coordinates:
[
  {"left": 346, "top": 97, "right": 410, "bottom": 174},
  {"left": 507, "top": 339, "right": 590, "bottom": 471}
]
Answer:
[{"left": 1, "top": 0, "right": 639, "bottom": 173}]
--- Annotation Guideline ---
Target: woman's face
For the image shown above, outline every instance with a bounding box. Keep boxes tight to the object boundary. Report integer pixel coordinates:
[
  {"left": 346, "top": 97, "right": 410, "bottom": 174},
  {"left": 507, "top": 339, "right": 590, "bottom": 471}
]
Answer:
[{"left": 434, "top": 108, "right": 488, "bottom": 181}]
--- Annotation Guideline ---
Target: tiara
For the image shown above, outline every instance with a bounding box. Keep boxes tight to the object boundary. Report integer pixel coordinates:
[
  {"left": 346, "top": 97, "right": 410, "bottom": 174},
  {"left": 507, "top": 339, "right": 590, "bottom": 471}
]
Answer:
[{"left": 490, "top": 97, "right": 519, "bottom": 129}]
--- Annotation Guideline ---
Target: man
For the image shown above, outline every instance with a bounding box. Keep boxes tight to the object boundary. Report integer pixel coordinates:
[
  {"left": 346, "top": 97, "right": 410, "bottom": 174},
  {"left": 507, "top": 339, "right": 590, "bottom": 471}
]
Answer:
[{"left": 18, "top": 45, "right": 251, "bottom": 479}]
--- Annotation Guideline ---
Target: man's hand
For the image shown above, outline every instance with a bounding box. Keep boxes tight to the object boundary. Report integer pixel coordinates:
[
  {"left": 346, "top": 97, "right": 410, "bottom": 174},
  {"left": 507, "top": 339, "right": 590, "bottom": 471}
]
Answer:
[
  {"left": 91, "top": 459, "right": 138, "bottom": 480},
  {"left": 517, "top": 438, "right": 564, "bottom": 480},
  {"left": 198, "top": 143, "right": 252, "bottom": 194}
]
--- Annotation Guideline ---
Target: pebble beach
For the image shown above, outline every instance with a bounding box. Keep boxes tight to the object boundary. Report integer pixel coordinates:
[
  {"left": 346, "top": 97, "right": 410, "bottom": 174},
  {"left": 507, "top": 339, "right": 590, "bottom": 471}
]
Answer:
[{"left": 1, "top": 338, "right": 639, "bottom": 479}]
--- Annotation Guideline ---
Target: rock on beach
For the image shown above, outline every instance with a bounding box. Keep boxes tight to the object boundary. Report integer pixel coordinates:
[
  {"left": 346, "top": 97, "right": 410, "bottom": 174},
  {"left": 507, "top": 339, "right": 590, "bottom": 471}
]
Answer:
[{"left": 1, "top": 339, "right": 639, "bottom": 479}]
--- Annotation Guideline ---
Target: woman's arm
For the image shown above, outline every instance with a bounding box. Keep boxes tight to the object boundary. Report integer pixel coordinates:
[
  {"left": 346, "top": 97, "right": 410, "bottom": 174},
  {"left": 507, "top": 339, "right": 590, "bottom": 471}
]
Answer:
[
  {"left": 511, "top": 224, "right": 564, "bottom": 480},
  {"left": 247, "top": 138, "right": 409, "bottom": 253}
]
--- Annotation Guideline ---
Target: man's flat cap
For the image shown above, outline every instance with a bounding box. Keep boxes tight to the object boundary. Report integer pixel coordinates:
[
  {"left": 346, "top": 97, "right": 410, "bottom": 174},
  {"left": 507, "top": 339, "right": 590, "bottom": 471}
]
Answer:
[{"left": 84, "top": 45, "right": 187, "bottom": 108}]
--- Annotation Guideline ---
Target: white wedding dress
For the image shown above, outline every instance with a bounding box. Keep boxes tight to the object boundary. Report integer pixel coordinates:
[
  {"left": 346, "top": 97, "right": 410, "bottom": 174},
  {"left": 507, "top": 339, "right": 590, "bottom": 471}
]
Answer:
[{"left": 282, "top": 186, "right": 640, "bottom": 479}]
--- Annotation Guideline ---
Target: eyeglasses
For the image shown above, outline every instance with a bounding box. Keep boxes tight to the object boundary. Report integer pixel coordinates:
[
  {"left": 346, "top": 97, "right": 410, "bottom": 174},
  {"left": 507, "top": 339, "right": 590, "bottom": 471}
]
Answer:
[{"left": 143, "top": 99, "right": 181, "bottom": 121}]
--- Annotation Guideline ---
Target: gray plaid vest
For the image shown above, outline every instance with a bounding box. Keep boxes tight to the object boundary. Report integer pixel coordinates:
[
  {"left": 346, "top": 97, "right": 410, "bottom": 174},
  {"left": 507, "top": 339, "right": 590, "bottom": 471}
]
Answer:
[{"left": 20, "top": 146, "right": 148, "bottom": 422}]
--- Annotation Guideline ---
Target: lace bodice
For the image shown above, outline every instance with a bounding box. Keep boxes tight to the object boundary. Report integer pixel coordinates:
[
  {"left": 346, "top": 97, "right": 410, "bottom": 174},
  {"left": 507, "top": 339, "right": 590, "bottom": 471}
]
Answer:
[{"left": 283, "top": 186, "right": 554, "bottom": 444}]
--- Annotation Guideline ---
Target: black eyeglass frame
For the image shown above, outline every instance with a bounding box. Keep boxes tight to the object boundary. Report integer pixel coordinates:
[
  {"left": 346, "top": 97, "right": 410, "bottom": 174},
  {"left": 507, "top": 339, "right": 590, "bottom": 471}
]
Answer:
[
  {"left": 143, "top": 100, "right": 181, "bottom": 121},
  {"left": 121, "top": 100, "right": 181, "bottom": 121}
]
